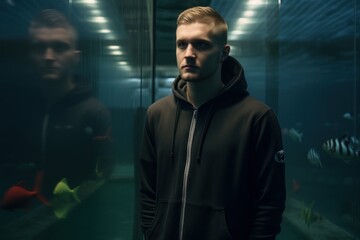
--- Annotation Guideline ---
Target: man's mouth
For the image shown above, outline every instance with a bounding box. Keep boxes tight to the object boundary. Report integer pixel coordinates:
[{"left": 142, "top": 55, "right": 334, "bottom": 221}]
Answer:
[
  {"left": 182, "top": 65, "right": 198, "bottom": 69},
  {"left": 43, "top": 67, "right": 58, "bottom": 72}
]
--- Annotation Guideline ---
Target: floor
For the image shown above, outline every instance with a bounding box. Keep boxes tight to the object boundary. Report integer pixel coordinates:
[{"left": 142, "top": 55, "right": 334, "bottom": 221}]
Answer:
[{"left": 0, "top": 171, "right": 307, "bottom": 240}]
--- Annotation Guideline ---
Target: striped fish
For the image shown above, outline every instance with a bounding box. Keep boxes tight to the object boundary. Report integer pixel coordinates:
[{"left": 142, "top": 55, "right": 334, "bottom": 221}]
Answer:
[{"left": 322, "top": 135, "right": 360, "bottom": 162}]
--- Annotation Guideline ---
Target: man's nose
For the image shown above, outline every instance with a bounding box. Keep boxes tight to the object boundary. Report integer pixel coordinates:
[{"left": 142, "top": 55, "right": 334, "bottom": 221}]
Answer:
[
  {"left": 184, "top": 45, "right": 196, "bottom": 58},
  {"left": 43, "top": 47, "right": 55, "bottom": 60}
]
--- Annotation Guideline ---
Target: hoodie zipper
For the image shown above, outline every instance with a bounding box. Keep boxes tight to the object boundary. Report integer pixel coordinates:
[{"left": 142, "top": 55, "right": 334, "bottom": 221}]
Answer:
[
  {"left": 41, "top": 114, "right": 49, "bottom": 165},
  {"left": 179, "top": 109, "right": 197, "bottom": 240}
]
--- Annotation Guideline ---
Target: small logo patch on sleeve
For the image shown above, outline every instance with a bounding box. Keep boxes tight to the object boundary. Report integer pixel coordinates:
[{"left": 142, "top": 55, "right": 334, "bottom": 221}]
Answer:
[{"left": 274, "top": 150, "right": 285, "bottom": 164}]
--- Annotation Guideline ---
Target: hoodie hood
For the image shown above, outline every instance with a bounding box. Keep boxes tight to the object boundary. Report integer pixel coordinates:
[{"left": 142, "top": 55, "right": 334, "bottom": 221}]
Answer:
[
  {"left": 169, "top": 56, "right": 249, "bottom": 162},
  {"left": 52, "top": 80, "right": 93, "bottom": 110},
  {"left": 172, "top": 56, "right": 249, "bottom": 104},
  {"left": 36, "top": 76, "right": 94, "bottom": 111}
]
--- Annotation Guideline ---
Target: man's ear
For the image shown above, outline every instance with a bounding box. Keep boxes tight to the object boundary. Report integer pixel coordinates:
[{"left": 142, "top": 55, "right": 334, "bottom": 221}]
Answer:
[{"left": 220, "top": 45, "right": 230, "bottom": 62}]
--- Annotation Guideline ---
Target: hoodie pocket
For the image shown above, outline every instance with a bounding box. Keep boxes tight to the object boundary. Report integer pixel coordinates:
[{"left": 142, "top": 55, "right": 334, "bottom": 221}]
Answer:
[
  {"left": 182, "top": 203, "right": 232, "bottom": 240},
  {"left": 145, "top": 201, "right": 232, "bottom": 240},
  {"left": 145, "top": 201, "right": 181, "bottom": 240}
]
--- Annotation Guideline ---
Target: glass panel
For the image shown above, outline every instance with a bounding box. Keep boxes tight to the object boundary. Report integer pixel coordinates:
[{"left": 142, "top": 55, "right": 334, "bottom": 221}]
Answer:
[
  {"left": 152, "top": 0, "right": 359, "bottom": 239},
  {"left": 277, "top": 1, "right": 360, "bottom": 239},
  {"left": 0, "top": 0, "right": 152, "bottom": 239}
]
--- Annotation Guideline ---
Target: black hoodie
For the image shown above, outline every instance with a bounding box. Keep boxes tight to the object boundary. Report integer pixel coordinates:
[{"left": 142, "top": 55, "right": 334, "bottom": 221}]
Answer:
[
  {"left": 139, "top": 56, "right": 286, "bottom": 240},
  {"left": 16, "top": 79, "right": 114, "bottom": 198}
]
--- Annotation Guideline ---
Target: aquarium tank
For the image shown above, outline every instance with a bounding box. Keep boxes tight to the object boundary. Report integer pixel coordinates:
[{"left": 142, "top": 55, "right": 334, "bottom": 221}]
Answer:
[{"left": 0, "top": 0, "right": 359, "bottom": 240}]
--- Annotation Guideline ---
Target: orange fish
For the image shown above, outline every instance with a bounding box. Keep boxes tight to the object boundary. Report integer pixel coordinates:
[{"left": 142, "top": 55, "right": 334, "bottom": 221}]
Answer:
[{"left": 1, "top": 170, "right": 50, "bottom": 211}]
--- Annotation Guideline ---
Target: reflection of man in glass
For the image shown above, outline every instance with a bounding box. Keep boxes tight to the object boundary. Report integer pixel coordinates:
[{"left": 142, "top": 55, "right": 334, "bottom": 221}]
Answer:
[
  {"left": 29, "top": 9, "right": 80, "bottom": 104},
  {"left": 24, "top": 9, "right": 114, "bottom": 198}
]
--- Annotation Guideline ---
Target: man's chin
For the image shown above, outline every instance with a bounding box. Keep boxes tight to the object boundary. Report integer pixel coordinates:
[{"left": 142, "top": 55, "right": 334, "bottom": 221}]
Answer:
[
  {"left": 41, "top": 74, "right": 60, "bottom": 81},
  {"left": 181, "top": 73, "right": 200, "bottom": 82}
]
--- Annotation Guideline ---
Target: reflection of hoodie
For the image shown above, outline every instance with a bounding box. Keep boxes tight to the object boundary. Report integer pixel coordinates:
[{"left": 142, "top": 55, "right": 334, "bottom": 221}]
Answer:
[
  {"left": 140, "top": 56, "right": 285, "bottom": 240},
  {"left": 20, "top": 78, "right": 114, "bottom": 198}
]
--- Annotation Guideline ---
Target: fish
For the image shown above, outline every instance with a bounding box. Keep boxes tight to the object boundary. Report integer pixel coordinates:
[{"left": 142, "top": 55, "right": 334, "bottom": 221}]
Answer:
[
  {"left": 286, "top": 128, "right": 303, "bottom": 143},
  {"left": 343, "top": 112, "right": 353, "bottom": 120},
  {"left": 1, "top": 170, "right": 50, "bottom": 211},
  {"left": 349, "top": 136, "right": 360, "bottom": 146},
  {"left": 322, "top": 135, "right": 360, "bottom": 162},
  {"left": 301, "top": 201, "right": 322, "bottom": 227},
  {"left": 52, "top": 178, "right": 81, "bottom": 219},
  {"left": 307, "top": 148, "right": 323, "bottom": 168}
]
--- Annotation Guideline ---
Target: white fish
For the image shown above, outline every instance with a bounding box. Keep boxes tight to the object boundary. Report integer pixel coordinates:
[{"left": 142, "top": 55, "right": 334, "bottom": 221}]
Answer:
[
  {"left": 307, "top": 148, "right": 322, "bottom": 168},
  {"left": 343, "top": 112, "right": 353, "bottom": 120},
  {"left": 287, "top": 128, "right": 303, "bottom": 143}
]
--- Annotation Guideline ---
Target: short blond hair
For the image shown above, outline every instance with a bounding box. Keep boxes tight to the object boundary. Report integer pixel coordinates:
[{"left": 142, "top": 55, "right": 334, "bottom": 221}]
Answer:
[{"left": 177, "top": 6, "right": 228, "bottom": 45}]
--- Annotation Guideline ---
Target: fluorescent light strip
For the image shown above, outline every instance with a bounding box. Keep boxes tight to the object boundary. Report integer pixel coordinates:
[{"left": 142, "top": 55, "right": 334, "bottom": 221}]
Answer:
[
  {"left": 92, "top": 16, "right": 107, "bottom": 23},
  {"left": 77, "top": 0, "right": 98, "bottom": 4},
  {"left": 108, "top": 45, "right": 120, "bottom": 50},
  {"left": 99, "top": 29, "right": 111, "bottom": 33},
  {"left": 111, "top": 51, "right": 123, "bottom": 55}
]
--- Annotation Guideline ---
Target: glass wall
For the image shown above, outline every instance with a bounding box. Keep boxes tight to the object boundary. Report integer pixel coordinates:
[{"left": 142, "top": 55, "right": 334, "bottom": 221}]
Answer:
[
  {"left": 0, "top": 0, "right": 151, "bottom": 239},
  {"left": 0, "top": 0, "right": 359, "bottom": 239},
  {"left": 153, "top": 0, "right": 360, "bottom": 239},
  {"left": 276, "top": 1, "right": 360, "bottom": 239}
]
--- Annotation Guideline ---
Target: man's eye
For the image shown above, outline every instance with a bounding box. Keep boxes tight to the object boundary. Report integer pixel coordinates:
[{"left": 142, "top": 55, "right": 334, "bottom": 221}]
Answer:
[
  {"left": 52, "top": 42, "right": 71, "bottom": 53},
  {"left": 177, "top": 42, "right": 187, "bottom": 49},
  {"left": 31, "top": 43, "right": 46, "bottom": 53},
  {"left": 30, "top": 42, "right": 71, "bottom": 54},
  {"left": 194, "top": 41, "right": 210, "bottom": 49}
]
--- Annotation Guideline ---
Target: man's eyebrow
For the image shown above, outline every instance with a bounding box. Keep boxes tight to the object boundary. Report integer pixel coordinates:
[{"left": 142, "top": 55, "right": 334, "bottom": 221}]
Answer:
[{"left": 176, "top": 38, "right": 210, "bottom": 42}]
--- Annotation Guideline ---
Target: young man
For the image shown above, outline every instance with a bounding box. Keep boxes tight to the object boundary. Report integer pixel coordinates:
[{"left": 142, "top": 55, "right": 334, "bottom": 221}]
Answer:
[
  {"left": 139, "top": 6, "right": 285, "bottom": 240},
  {"left": 19, "top": 9, "right": 114, "bottom": 197}
]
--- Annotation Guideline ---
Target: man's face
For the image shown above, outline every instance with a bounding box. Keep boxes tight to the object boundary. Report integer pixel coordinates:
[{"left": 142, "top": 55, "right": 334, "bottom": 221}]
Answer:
[
  {"left": 29, "top": 27, "right": 79, "bottom": 81},
  {"left": 176, "top": 22, "right": 223, "bottom": 82}
]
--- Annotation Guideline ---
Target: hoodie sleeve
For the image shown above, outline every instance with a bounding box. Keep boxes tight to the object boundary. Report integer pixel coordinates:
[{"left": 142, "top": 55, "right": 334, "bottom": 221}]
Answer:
[
  {"left": 249, "top": 109, "right": 286, "bottom": 240},
  {"left": 139, "top": 110, "right": 157, "bottom": 234}
]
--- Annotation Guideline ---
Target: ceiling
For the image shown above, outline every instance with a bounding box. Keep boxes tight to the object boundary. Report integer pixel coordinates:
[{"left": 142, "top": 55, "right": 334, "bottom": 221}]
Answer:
[
  {"left": 153, "top": 0, "right": 358, "bottom": 77},
  {"left": 0, "top": 0, "right": 358, "bottom": 81}
]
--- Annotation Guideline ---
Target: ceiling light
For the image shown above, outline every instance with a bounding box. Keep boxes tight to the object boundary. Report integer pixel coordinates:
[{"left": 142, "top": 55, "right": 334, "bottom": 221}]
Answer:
[
  {"left": 108, "top": 45, "right": 120, "bottom": 50},
  {"left": 237, "top": 18, "right": 253, "bottom": 24},
  {"left": 77, "top": 0, "right": 97, "bottom": 4},
  {"left": 231, "top": 30, "right": 246, "bottom": 35},
  {"left": 91, "top": 16, "right": 107, "bottom": 23},
  {"left": 90, "top": 10, "right": 101, "bottom": 15},
  {"left": 243, "top": 10, "right": 255, "bottom": 17},
  {"left": 111, "top": 51, "right": 123, "bottom": 55},
  {"left": 247, "top": 0, "right": 266, "bottom": 5},
  {"left": 99, "top": 29, "right": 111, "bottom": 33}
]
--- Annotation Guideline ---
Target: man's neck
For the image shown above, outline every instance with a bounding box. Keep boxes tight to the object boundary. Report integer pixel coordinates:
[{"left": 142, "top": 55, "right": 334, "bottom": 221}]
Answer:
[
  {"left": 43, "top": 77, "right": 75, "bottom": 107},
  {"left": 186, "top": 78, "right": 224, "bottom": 108}
]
